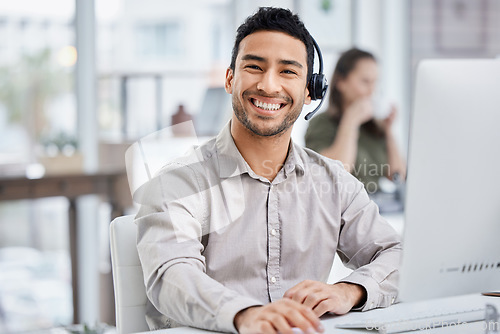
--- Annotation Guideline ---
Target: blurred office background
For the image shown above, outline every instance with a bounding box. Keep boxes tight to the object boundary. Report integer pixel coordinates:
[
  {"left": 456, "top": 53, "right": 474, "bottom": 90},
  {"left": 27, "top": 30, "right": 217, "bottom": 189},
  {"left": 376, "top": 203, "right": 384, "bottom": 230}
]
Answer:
[{"left": 0, "top": 0, "right": 499, "bottom": 332}]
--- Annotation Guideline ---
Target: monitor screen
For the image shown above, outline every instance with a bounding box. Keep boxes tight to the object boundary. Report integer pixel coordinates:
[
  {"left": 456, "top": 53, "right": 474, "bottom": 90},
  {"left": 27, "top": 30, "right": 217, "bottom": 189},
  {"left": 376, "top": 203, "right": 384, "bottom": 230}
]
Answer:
[{"left": 399, "top": 59, "right": 500, "bottom": 302}]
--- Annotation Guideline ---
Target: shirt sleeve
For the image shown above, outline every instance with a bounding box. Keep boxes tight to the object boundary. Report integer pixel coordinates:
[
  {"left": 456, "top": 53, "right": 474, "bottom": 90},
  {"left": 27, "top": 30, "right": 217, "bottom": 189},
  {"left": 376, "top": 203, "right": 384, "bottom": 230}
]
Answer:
[
  {"left": 334, "top": 171, "right": 402, "bottom": 311},
  {"left": 304, "top": 112, "right": 338, "bottom": 153},
  {"left": 135, "top": 163, "right": 262, "bottom": 333}
]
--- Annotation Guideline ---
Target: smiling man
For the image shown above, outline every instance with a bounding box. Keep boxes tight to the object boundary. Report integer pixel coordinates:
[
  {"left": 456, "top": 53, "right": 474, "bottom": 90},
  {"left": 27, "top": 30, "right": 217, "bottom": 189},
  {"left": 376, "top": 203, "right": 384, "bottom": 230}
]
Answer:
[{"left": 135, "top": 7, "right": 401, "bottom": 334}]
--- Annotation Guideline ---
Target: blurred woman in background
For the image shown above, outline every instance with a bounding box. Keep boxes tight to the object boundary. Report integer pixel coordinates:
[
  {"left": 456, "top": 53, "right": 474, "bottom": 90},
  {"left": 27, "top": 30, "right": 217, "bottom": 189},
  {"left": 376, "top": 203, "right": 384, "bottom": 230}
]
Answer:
[{"left": 305, "top": 48, "right": 406, "bottom": 193}]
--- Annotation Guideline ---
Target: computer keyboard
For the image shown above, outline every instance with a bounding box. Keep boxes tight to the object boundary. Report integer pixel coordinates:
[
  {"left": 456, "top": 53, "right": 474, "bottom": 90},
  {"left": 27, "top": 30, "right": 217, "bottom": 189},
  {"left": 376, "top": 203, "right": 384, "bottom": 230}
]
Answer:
[{"left": 335, "top": 307, "right": 486, "bottom": 334}]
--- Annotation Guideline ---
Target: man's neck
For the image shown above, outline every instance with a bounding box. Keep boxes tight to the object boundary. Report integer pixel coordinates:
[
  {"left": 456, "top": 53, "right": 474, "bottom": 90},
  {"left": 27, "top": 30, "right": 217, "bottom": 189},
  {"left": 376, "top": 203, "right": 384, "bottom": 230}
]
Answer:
[{"left": 230, "top": 120, "right": 292, "bottom": 182}]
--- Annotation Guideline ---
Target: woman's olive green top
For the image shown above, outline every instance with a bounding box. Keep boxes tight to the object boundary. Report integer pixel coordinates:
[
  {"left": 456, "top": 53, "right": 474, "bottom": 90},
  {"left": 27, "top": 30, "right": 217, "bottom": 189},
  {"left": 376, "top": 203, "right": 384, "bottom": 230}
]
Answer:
[{"left": 305, "top": 111, "right": 388, "bottom": 193}]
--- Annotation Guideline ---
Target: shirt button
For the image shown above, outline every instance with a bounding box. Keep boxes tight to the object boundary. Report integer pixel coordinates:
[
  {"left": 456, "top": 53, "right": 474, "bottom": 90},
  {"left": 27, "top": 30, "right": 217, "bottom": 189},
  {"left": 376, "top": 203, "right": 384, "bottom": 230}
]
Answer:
[
  {"left": 270, "top": 276, "right": 276, "bottom": 283},
  {"left": 271, "top": 229, "right": 277, "bottom": 236}
]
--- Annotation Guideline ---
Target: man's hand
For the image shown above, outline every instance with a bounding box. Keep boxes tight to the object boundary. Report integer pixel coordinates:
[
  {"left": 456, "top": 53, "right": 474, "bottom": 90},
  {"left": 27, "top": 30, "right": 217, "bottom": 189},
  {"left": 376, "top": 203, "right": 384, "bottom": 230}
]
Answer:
[
  {"left": 234, "top": 299, "right": 324, "bottom": 334},
  {"left": 283, "top": 281, "right": 367, "bottom": 317}
]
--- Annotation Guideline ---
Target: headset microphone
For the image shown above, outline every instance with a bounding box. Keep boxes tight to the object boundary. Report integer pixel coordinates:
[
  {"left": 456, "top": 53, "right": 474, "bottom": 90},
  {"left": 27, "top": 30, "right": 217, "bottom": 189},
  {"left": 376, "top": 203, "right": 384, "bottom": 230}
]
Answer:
[{"left": 304, "top": 37, "right": 328, "bottom": 120}]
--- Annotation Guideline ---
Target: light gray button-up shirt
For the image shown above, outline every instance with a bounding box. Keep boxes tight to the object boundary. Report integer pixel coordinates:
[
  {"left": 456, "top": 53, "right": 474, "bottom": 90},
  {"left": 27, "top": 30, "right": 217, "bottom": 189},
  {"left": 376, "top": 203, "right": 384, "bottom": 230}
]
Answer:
[{"left": 135, "top": 122, "right": 401, "bottom": 333}]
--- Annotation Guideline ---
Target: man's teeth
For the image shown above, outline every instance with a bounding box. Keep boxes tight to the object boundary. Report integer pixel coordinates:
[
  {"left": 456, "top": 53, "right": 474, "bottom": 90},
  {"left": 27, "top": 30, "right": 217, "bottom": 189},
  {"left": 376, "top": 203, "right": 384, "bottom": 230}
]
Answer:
[{"left": 253, "top": 99, "right": 281, "bottom": 111}]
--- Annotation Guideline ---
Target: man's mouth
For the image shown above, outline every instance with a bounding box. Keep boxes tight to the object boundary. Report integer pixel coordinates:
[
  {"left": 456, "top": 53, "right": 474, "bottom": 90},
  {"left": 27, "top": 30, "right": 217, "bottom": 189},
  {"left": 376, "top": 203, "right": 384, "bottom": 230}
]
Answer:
[{"left": 251, "top": 98, "right": 285, "bottom": 111}]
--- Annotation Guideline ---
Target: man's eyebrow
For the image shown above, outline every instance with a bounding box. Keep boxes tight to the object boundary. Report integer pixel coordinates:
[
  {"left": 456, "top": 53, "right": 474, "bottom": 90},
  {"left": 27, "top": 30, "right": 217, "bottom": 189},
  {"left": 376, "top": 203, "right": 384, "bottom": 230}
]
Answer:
[
  {"left": 241, "top": 54, "right": 266, "bottom": 62},
  {"left": 240, "top": 54, "right": 304, "bottom": 69},
  {"left": 279, "top": 59, "right": 303, "bottom": 68}
]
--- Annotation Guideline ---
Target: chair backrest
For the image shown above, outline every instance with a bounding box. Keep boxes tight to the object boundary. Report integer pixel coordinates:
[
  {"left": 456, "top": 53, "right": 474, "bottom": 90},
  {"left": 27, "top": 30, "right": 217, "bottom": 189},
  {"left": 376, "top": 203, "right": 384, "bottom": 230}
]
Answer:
[{"left": 110, "top": 215, "right": 149, "bottom": 334}]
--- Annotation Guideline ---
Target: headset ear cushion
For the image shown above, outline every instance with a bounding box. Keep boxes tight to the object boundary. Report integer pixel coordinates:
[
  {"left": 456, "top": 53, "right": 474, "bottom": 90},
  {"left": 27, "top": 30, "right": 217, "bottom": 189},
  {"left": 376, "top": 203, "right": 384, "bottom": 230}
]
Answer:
[
  {"left": 309, "top": 74, "right": 318, "bottom": 100},
  {"left": 309, "top": 73, "right": 326, "bottom": 101}
]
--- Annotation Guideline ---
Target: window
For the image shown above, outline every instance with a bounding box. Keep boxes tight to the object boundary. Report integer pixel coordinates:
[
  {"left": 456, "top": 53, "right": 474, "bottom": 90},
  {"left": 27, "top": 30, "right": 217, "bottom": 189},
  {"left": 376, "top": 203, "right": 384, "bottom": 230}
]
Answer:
[{"left": 134, "top": 22, "right": 182, "bottom": 59}]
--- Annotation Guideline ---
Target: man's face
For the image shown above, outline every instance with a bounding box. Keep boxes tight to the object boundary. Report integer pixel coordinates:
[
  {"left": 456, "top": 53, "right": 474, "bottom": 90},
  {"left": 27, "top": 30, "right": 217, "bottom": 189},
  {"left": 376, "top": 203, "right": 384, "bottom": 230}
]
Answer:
[{"left": 225, "top": 30, "right": 311, "bottom": 137}]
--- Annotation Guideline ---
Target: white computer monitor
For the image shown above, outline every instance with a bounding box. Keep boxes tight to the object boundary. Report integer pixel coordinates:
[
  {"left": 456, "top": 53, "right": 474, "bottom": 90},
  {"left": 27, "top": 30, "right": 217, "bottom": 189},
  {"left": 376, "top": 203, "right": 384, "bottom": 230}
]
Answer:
[{"left": 398, "top": 59, "right": 500, "bottom": 302}]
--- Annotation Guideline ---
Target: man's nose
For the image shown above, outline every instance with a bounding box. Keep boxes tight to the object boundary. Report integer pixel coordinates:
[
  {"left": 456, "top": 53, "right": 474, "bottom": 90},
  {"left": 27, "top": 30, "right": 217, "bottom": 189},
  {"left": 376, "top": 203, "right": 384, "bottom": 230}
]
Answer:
[{"left": 256, "top": 71, "right": 281, "bottom": 94}]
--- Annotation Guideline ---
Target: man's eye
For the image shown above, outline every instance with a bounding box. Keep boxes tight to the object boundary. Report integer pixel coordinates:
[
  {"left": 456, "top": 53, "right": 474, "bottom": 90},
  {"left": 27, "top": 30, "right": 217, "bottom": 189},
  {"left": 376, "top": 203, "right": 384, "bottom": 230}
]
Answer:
[
  {"left": 245, "top": 65, "right": 262, "bottom": 70},
  {"left": 282, "top": 69, "right": 297, "bottom": 75}
]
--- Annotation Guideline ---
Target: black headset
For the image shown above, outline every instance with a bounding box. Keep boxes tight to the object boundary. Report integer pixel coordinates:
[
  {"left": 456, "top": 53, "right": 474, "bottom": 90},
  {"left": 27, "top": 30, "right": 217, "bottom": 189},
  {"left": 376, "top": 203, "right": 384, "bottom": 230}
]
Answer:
[{"left": 305, "top": 37, "right": 328, "bottom": 120}]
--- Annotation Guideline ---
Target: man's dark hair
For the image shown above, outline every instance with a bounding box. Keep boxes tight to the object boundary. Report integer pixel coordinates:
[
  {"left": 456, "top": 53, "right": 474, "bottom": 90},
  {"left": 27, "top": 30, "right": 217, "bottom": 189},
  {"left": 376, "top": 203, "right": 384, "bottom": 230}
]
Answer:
[{"left": 229, "top": 7, "right": 315, "bottom": 85}]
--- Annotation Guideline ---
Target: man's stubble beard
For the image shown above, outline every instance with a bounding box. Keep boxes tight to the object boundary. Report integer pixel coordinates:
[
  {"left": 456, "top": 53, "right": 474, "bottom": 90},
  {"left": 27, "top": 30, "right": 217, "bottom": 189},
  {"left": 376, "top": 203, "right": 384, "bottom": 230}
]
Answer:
[{"left": 232, "top": 92, "right": 303, "bottom": 137}]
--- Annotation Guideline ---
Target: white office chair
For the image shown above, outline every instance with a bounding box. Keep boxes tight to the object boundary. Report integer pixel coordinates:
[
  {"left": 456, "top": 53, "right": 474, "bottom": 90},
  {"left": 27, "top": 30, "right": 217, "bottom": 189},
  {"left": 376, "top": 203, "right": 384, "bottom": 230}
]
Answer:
[{"left": 110, "top": 215, "right": 149, "bottom": 334}]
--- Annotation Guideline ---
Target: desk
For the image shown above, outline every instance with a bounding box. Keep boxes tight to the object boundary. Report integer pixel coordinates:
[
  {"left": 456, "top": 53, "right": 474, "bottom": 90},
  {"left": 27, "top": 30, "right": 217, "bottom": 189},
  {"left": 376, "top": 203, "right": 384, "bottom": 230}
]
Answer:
[
  {"left": 141, "top": 294, "right": 500, "bottom": 333},
  {"left": 0, "top": 169, "right": 131, "bottom": 324}
]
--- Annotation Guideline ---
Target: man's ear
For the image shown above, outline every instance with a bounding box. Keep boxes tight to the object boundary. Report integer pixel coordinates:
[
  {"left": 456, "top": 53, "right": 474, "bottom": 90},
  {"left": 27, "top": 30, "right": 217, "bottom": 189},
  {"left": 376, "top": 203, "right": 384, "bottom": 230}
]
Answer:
[
  {"left": 225, "top": 68, "right": 233, "bottom": 94},
  {"left": 304, "top": 86, "right": 312, "bottom": 105}
]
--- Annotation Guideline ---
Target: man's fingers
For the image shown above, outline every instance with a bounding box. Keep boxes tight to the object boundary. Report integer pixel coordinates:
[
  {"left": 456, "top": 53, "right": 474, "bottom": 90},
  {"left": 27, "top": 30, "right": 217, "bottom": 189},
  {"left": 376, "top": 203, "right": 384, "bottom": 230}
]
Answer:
[
  {"left": 249, "top": 299, "right": 323, "bottom": 334},
  {"left": 299, "top": 305, "right": 324, "bottom": 333},
  {"left": 288, "top": 289, "right": 309, "bottom": 304},
  {"left": 285, "top": 280, "right": 317, "bottom": 301},
  {"left": 282, "top": 281, "right": 365, "bottom": 327},
  {"left": 265, "top": 308, "right": 320, "bottom": 334},
  {"left": 302, "top": 292, "right": 328, "bottom": 309},
  {"left": 312, "top": 299, "right": 335, "bottom": 317},
  {"left": 280, "top": 308, "right": 316, "bottom": 334},
  {"left": 266, "top": 315, "right": 290, "bottom": 334},
  {"left": 284, "top": 280, "right": 309, "bottom": 298},
  {"left": 279, "top": 300, "right": 323, "bottom": 334},
  {"left": 313, "top": 297, "right": 352, "bottom": 317},
  {"left": 258, "top": 321, "right": 278, "bottom": 334},
  {"left": 287, "top": 282, "right": 325, "bottom": 308},
  {"left": 237, "top": 299, "right": 325, "bottom": 334}
]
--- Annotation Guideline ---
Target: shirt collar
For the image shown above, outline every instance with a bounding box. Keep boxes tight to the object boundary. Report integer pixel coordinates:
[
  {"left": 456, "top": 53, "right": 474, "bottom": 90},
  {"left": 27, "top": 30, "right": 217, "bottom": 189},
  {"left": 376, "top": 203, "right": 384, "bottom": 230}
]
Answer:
[
  {"left": 285, "top": 142, "right": 305, "bottom": 177},
  {"left": 216, "top": 121, "right": 251, "bottom": 178},
  {"left": 215, "top": 121, "right": 305, "bottom": 179}
]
